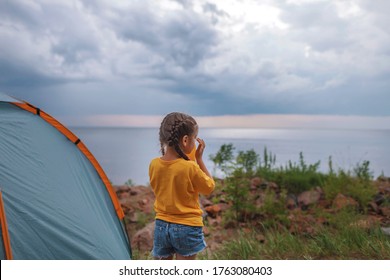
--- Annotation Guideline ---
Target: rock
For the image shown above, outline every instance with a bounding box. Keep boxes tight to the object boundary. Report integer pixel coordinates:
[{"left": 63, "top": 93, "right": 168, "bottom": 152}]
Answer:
[
  {"left": 316, "top": 216, "right": 329, "bottom": 226},
  {"left": 200, "top": 198, "right": 213, "bottom": 207},
  {"left": 205, "top": 204, "right": 222, "bottom": 218},
  {"left": 223, "top": 220, "right": 236, "bottom": 229},
  {"left": 297, "top": 188, "right": 322, "bottom": 210},
  {"left": 260, "top": 182, "right": 268, "bottom": 190},
  {"left": 138, "top": 198, "right": 149, "bottom": 206},
  {"left": 256, "top": 234, "right": 266, "bottom": 243},
  {"left": 374, "top": 193, "right": 385, "bottom": 206},
  {"left": 212, "top": 232, "right": 224, "bottom": 243},
  {"left": 332, "top": 193, "right": 359, "bottom": 210},
  {"left": 207, "top": 216, "right": 222, "bottom": 227},
  {"left": 250, "top": 177, "right": 262, "bottom": 188},
  {"left": 117, "top": 185, "right": 155, "bottom": 216},
  {"left": 380, "top": 207, "right": 390, "bottom": 217},
  {"left": 377, "top": 176, "right": 390, "bottom": 183},
  {"left": 115, "top": 185, "right": 131, "bottom": 193},
  {"left": 368, "top": 202, "right": 379, "bottom": 214},
  {"left": 117, "top": 191, "right": 130, "bottom": 200},
  {"left": 131, "top": 222, "right": 155, "bottom": 252},
  {"left": 121, "top": 205, "right": 133, "bottom": 214},
  {"left": 377, "top": 183, "right": 390, "bottom": 195},
  {"left": 288, "top": 209, "right": 317, "bottom": 234},
  {"left": 268, "top": 182, "right": 279, "bottom": 193},
  {"left": 205, "top": 203, "right": 230, "bottom": 218},
  {"left": 381, "top": 227, "right": 390, "bottom": 236},
  {"left": 286, "top": 194, "right": 297, "bottom": 210},
  {"left": 127, "top": 212, "right": 139, "bottom": 223},
  {"left": 255, "top": 197, "right": 264, "bottom": 208},
  {"left": 130, "top": 189, "right": 139, "bottom": 196}
]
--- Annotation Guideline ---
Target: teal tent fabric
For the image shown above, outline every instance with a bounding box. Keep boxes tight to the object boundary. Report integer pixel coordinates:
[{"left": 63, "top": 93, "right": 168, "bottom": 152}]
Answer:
[
  {"left": 0, "top": 99, "right": 131, "bottom": 259},
  {"left": 0, "top": 92, "right": 19, "bottom": 103},
  {"left": 0, "top": 225, "right": 4, "bottom": 259}
]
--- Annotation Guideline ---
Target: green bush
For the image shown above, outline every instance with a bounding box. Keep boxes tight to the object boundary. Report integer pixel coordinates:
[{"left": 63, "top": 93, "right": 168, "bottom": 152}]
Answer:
[{"left": 323, "top": 170, "right": 376, "bottom": 211}]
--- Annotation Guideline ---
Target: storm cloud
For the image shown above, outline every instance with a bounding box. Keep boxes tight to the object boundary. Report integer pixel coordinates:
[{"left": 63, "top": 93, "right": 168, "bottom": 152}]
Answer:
[{"left": 0, "top": 0, "right": 389, "bottom": 118}]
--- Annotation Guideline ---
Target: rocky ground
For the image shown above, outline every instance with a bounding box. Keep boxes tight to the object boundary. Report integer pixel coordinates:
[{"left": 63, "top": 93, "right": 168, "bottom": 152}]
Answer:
[{"left": 114, "top": 176, "right": 390, "bottom": 257}]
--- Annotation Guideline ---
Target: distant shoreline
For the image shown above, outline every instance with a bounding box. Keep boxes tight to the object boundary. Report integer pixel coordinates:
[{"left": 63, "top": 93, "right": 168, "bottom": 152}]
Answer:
[
  {"left": 63, "top": 114, "right": 390, "bottom": 131},
  {"left": 69, "top": 125, "right": 390, "bottom": 132}
]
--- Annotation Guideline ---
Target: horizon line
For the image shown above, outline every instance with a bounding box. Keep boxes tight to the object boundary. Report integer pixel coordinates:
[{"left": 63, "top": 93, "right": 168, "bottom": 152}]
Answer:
[{"left": 61, "top": 113, "right": 390, "bottom": 130}]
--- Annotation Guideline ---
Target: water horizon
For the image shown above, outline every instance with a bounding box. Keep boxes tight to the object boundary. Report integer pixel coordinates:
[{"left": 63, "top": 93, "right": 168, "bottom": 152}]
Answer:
[{"left": 71, "top": 126, "right": 390, "bottom": 186}]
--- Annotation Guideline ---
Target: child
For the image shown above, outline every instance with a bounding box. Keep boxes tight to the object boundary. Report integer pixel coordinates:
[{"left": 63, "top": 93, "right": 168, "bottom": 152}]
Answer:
[{"left": 149, "top": 112, "right": 215, "bottom": 260}]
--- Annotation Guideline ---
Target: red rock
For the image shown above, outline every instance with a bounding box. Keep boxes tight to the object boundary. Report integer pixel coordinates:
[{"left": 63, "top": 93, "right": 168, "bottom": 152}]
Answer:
[
  {"left": 207, "top": 215, "right": 222, "bottom": 227},
  {"left": 205, "top": 203, "right": 230, "bottom": 218},
  {"left": 297, "top": 188, "right": 322, "bottom": 209},
  {"left": 139, "top": 198, "right": 149, "bottom": 206},
  {"left": 268, "top": 182, "right": 279, "bottom": 192},
  {"left": 251, "top": 177, "right": 262, "bottom": 189},
  {"left": 121, "top": 204, "right": 133, "bottom": 214},
  {"left": 130, "top": 189, "right": 139, "bottom": 196},
  {"left": 205, "top": 204, "right": 221, "bottom": 217},
  {"left": 223, "top": 220, "right": 236, "bottom": 229},
  {"left": 332, "top": 193, "right": 358, "bottom": 210},
  {"left": 200, "top": 198, "right": 213, "bottom": 207},
  {"left": 131, "top": 222, "right": 155, "bottom": 252},
  {"left": 316, "top": 216, "right": 328, "bottom": 226},
  {"left": 118, "top": 192, "right": 130, "bottom": 199},
  {"left": 368, "top": 202, "right": 379, "bottom": 214},
  {"left": 286, "top": 195, "right": 297, "bottom": 210},
  {"left": 380, "top": 207, "right": 390, "bottom": 217},
  {"left": 116, "top": 185, "right": 130, "bottom": 193}
]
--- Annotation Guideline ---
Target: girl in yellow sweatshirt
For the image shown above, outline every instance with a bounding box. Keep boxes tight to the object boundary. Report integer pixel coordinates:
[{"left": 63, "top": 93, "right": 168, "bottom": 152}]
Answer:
[{"left": 149, "top": 112, "right": 215, "bottom": 260}]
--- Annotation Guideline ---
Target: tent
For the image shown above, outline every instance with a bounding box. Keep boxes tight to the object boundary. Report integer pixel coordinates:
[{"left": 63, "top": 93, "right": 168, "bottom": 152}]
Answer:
[{"left": 0, "top": 93, "right": 131, "bottom": 259}]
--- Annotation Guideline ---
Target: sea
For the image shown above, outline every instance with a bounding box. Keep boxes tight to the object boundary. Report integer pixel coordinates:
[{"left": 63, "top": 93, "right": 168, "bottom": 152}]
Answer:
[{"left": 71, "top": 127, "right": 390, "bottom": 186}]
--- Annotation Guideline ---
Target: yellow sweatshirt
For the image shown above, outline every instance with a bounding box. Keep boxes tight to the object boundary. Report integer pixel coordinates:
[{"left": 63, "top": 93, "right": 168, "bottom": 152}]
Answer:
[{"left": 149, "top": 158, "right": 215, "bottom": 226}]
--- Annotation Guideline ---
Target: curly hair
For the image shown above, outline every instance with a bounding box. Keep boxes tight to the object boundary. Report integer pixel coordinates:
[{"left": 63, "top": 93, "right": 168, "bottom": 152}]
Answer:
[{"left": 159, "top": 112, "right": 197, "bottom": 160}]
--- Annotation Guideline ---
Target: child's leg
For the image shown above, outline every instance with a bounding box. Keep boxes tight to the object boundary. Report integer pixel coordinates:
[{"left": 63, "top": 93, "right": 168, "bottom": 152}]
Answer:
[
  {"left": 176, "top": 253, "right": 197, "bottom": 260},
  {"left": 155, "top": 255, "right": 174, "bottom": 260}
]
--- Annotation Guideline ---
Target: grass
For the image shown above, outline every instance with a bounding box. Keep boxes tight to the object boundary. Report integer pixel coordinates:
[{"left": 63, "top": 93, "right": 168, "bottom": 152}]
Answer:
[
  {"left": 131, "top": 208, "right": 390, "bottom": 260},
  {"left": 203, "top": 211, "right": 390, "bottom": 260}
]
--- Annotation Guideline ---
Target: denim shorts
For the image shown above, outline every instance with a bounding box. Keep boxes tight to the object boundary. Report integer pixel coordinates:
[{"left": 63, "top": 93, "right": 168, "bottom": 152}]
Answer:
[{"left": 152, "top": 219, "right": 206, "bottom": 258}]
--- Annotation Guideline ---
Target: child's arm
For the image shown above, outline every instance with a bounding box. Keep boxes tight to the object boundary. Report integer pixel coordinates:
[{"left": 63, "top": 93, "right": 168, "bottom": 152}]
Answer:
[{"left": 195, "top": 138, "right": 213, "bottom": 179}]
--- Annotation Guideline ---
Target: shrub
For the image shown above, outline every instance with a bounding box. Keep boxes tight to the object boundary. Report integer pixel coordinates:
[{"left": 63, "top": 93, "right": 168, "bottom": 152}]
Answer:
[{"left": 323, "top": 169, "right": 376, "bottom": 212}]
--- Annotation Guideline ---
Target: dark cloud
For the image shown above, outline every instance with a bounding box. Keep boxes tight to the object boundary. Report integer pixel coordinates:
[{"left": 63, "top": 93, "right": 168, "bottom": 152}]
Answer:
[
  {"left": 0, "top": 0, "right": 389, "bottom": 118},
  {"left": 0, "top": 0, "right": 103, "bottom": 88},
  {"left": 0, "top": 58, "right": 62, "bottom": 87},
  {"left": 111, "top": 5, "right": 219, "bottom": 69}
]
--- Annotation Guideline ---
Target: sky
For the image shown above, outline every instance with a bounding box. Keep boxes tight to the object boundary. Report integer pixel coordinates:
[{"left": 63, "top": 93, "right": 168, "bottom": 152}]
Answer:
[{"left": 1, "top": 0, "right": 389, "bottom": 128}]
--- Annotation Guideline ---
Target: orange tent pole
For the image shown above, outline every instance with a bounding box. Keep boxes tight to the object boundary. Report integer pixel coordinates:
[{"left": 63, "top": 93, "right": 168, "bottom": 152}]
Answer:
[{"left": 0, "top": 189, "right": 13, "bottom": 260}]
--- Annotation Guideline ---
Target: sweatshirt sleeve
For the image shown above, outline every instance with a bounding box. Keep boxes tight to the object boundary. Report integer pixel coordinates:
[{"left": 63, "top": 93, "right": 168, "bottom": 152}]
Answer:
[{"left": 191, "top": 163, "right": 215, "bottom": 195}]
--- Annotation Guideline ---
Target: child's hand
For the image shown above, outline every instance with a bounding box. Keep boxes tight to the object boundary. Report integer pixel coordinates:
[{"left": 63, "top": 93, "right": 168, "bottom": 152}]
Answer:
[{"left": 195, "top": 138, "right": 206, "bottom": 161}]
